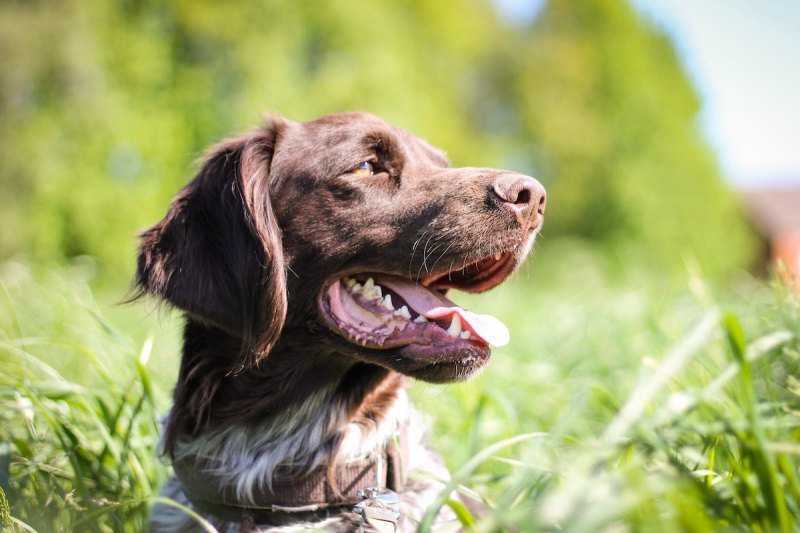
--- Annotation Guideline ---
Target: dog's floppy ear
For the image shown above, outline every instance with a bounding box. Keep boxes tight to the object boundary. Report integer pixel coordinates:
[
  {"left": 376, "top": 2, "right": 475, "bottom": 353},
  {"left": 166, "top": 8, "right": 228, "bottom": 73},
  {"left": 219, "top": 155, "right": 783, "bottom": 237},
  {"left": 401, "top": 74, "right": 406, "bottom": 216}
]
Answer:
[{"left": 136, "top": 119, "right": 287, "bottom": 372}]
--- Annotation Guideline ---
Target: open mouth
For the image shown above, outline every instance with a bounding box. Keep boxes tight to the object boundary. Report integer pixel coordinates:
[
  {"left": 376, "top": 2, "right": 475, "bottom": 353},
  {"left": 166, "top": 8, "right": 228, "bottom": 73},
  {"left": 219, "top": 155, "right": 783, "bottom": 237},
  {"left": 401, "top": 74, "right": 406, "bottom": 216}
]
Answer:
[{"left": 319, "top": 251, "right": 517, "bottom": 354}]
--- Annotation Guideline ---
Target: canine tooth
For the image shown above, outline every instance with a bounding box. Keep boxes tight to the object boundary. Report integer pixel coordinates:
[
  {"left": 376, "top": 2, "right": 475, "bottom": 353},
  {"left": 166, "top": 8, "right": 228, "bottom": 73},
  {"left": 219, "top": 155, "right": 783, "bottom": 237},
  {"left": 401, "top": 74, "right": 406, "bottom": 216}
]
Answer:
[
  {"left": 344, "top": 277, "right": 356, "bottom": 288},
  {"left": 381, "top": 294, "right": 394, "bottom": 310},
  {"left": 364, "top": 277, "right": 375, "bottom": 291},
  {"left": 494, "top": 253, "right": 502, "bottom": 260},
  {"left": 447, "top": 314, "right": 462, "bottom": 337},
  {"left": 413, "top": 315, "right": 429, "bottom": 323},
  {"left": 395, "top": 305, "right": 412, "bottom": 320},
  {"left": 459, "top": 330, "right": 472, "bottom": 340}
]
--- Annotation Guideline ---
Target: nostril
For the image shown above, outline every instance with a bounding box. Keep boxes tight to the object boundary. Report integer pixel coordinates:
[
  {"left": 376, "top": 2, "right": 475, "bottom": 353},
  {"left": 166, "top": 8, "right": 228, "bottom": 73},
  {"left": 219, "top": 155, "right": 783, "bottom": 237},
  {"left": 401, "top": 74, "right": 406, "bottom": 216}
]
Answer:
[{"left": 491, "top": 174, "right": 546, "bottom": 218}]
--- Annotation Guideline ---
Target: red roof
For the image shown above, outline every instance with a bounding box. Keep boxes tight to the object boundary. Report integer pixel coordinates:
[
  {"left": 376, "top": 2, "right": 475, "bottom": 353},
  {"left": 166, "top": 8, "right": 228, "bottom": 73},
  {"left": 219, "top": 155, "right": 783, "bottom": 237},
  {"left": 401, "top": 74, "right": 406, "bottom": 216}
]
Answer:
[{"left": 743, "top": 187, "right": 800, "bottom": 236}]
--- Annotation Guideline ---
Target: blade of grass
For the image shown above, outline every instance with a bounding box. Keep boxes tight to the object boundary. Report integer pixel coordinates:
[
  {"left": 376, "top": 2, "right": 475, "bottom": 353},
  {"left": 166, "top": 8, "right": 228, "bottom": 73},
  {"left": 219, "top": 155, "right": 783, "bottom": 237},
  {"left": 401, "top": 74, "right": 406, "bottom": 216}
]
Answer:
[
  {"left": 419, "top": 432, "right": 547, "bottom": 532},
  {"left": 648, "top": 329, "right": 793, "bottom": 427},
  {"left": 443, "top": 498, "right": 475, "bottom": 528},
  {"left": 725, "top": 314, "right": 791, "bottom": 532},
  {"left": 10, "top": 516, "right": 38, "bottom": 533},
  {"left": 603, "top": 311, "right": 719, "bottom": 441}
]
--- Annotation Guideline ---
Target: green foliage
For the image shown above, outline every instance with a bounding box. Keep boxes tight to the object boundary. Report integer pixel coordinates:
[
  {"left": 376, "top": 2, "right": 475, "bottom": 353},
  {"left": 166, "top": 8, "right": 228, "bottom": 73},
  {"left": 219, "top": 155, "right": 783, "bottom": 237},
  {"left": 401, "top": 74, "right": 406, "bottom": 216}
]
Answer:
[
  {"left": 0, "top": 0, "right": 506, "bottom": 283},
  {"left": 509, "top": 0, "right": 757, "bottom": 277},
  {"left": 414, "top": 245, "right": 800, "bottom": 531},
  {"left": 0, "top": 486, "right": 10, "bottom": 529},
  {"left": 2, "top": 256, "right": 799, "bottom": 531},
  {"left": 0, "top": 0, "right": 756, "bottom": 284},
  {"left": 0, "top": 261, "right": 174, "bottom": 532}
]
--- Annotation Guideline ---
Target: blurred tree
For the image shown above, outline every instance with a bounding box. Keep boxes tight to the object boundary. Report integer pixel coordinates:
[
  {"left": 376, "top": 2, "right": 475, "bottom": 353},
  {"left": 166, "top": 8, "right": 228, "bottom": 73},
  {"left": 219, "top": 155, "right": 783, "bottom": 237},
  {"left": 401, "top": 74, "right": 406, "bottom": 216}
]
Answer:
[
  {"left": 0, "top": 0, "right": 756, "bottom": 283},
  {"left": 509, "top": 0, "right": 757, "bottom": 276},
  {"left": 0, "top": 0, "right": 507, "bottom": 283}
]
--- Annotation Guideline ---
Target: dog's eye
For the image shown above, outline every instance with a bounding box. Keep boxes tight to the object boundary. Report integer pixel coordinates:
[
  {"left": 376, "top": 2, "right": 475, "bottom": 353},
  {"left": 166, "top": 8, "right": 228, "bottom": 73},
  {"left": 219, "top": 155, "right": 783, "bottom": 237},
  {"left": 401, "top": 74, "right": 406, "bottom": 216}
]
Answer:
[{"left": 348, "top": 161, "right": 374, "bottom": 176}]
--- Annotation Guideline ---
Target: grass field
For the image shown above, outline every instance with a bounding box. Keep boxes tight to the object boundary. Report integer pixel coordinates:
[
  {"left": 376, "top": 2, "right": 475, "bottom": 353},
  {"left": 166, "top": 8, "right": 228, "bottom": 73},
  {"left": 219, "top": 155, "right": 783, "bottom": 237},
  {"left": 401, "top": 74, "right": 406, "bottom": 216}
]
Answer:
[{"left": 1, "top": 243, "right": 799, "bottom": 532}]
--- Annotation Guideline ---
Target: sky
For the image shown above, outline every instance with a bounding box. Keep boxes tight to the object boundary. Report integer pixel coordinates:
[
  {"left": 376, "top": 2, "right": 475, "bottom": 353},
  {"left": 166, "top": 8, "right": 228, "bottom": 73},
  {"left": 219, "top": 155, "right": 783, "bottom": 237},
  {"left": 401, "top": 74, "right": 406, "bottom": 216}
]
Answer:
[{"left": 493, "top": 0, "right": 800, "bottom": 187}]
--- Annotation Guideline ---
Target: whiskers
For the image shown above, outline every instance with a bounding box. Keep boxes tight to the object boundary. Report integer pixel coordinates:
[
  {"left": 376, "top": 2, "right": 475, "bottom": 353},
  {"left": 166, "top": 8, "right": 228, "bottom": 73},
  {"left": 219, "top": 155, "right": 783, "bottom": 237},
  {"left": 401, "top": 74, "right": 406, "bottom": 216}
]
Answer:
[{"left": 407, "top": 225, "right": 508, "bottom": 282}]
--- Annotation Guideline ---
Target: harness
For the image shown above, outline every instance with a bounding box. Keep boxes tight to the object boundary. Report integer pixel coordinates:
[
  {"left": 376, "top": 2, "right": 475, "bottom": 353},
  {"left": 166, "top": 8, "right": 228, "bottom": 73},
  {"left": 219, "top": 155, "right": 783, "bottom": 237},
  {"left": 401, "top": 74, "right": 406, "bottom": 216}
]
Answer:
[{"left": 173, "top": 430, "right": 408, "bottom": 532}]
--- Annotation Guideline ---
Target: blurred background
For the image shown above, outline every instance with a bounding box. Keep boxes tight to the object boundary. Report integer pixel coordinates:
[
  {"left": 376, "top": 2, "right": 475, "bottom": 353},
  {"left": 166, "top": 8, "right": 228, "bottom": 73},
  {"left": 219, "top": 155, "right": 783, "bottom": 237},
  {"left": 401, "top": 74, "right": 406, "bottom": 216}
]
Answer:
[
  {"left": 3, "top": 1, "right": 800, "bottom": 530},
  {"left": 2, "top": 0, "right": 798, "bottom": 287}
]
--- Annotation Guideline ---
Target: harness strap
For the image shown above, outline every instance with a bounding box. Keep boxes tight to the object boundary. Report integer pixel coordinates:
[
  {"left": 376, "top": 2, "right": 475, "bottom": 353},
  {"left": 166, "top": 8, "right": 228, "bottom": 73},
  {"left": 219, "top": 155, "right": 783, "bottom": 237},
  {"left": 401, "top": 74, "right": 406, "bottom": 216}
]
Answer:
[
  {"left": 174, "top": 456, "right": 384, "bottom": 522},
  {"left": 172, "top": 431, "right": 409, "bottom": 527}
]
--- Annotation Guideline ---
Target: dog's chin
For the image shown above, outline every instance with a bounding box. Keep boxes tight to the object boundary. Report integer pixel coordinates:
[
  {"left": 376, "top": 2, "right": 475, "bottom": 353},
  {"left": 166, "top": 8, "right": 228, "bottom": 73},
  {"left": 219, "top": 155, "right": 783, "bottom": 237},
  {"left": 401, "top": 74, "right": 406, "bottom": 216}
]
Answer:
[
  {"left": 317, "top": 245, "right": 526, "bottom": 383},
  {"left": 390, "top": 343, "right": 491, "bottom": 383}
]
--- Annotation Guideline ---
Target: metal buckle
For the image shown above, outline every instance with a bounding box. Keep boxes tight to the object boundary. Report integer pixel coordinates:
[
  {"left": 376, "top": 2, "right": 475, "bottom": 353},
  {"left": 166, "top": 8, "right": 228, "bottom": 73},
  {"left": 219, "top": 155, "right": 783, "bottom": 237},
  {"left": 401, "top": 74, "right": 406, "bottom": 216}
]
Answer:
[
  {"left": 353, "top": 487, "right": 400, "bottom": 533},
  {"left": 353, "top": 450, "right": 401, "bottom": 532}
]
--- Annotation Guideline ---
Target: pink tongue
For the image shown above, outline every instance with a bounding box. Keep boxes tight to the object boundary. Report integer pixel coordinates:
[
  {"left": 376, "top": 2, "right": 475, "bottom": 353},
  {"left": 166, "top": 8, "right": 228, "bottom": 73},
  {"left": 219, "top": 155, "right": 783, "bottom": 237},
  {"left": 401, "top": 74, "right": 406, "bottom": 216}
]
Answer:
[
  {"left": 424, "top": 307, "right": 510, "bottom": 347},
  {"left": 378, "top": 278, "right": 510, "bottom": 347}
]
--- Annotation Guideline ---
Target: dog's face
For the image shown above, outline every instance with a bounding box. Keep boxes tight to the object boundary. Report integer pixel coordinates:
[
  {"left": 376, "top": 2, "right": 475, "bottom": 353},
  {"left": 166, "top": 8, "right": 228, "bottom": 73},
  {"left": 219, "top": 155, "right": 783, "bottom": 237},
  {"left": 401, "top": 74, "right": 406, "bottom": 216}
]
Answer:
[{"left": 137, "top": 112, "right": 545, "bottom": 384}]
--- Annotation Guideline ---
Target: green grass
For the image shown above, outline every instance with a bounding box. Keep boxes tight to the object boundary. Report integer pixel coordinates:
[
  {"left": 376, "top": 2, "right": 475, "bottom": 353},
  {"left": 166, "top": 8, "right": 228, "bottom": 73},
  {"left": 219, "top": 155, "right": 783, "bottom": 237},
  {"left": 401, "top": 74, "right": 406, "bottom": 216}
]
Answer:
[{"left": 1, "top": 246, "right": 798, "bottom": 532}]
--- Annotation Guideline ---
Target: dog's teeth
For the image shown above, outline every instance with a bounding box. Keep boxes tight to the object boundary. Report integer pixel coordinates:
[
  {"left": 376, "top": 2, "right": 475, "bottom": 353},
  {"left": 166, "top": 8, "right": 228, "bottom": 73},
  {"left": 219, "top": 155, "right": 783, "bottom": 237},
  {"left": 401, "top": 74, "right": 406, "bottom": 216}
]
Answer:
[
  {"left": 362, "top": 277, "right": 383, "bottom": 299},
  {"left": 494, "top": 253, "right": 502, "bottom": 261},
  {"left": 351, "top": 283, "right": 362, "bottom": 293},
  {"left": 381, "top": 294, "right": 394, "bottom": 310},
  {"left": 343, "top": 277, "right": 356, "bottom": 288},
  {"left": 447, "top": 314, "right": 462, "bottom": 337},
  {"left": 459, "top": 330, "right": 472, "bottom": 340},
  {"left": 395, "top": 305, "right": 412, "bottom": 319},
  {"left": 413, "top": 315, "right": 429, "bottom": 323}
]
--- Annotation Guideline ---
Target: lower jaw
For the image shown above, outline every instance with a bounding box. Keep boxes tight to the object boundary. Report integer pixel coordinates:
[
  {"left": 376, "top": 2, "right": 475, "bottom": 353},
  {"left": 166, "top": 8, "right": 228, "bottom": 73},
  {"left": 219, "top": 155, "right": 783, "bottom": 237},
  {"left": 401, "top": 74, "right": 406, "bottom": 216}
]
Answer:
[
  {"left": 318, "top": 302, "right": 491, "bottom": 382},
  {"left": 393, "top": 354, "right": 489, "bottom": 383},
  {"left": 356, "top": 343, "right": 490, "bottom": 384}
]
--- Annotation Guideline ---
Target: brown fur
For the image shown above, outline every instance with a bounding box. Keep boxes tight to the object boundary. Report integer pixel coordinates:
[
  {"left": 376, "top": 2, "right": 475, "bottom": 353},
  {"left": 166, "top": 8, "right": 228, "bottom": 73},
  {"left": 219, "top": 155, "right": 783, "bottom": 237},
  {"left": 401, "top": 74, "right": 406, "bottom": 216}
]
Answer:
[{"left": 136, "top": 111, "right": 545, "bottom": 529}]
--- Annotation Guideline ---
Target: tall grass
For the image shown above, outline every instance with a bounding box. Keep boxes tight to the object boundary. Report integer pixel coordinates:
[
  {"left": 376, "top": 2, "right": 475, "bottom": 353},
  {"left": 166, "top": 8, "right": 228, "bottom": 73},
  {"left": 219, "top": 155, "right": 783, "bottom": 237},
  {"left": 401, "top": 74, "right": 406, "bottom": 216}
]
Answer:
[
  {"left": 0, "top": 260, "right": 174, "bottom": 532},
  {"left": 1, "top": 248, "right": 798, "bottom": 531},
  {"left": 414, "top": 244, "right": 800, "bottom": 531}
]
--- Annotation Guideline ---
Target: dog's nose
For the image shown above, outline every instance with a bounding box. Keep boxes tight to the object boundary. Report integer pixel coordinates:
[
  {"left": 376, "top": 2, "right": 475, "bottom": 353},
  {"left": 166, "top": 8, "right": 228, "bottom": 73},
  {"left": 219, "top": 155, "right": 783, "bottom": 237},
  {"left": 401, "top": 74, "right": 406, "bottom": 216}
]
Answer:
[{"left": 491, "top": 174, "right": 546, "bottom": 223}]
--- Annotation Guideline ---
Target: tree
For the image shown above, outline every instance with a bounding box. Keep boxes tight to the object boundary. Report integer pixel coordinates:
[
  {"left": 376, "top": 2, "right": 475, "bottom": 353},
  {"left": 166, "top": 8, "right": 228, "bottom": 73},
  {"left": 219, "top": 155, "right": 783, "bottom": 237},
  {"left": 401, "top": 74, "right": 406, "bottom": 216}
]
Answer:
[
  {"left": 0, "top": 0, "right": 508, "bottom": 282},
  {"left": 509, "top": 0, "right": 756, "bottom": 276},
  {"left": 0, "top": 0, "right": 756, "bottom": 282}
]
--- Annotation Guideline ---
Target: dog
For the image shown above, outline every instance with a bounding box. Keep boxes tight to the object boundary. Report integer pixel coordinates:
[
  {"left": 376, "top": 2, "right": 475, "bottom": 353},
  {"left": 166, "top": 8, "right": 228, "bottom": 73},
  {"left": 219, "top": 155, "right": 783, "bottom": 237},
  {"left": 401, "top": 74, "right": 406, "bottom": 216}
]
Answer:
[{"left": 137, "top": 112, "right": 545, "bottom": 532}]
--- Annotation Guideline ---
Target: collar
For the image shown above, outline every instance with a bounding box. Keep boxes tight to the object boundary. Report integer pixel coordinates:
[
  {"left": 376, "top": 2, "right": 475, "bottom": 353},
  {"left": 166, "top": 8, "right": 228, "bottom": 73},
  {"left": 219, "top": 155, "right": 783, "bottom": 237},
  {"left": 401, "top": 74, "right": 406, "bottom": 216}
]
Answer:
[{"left": 172, "top": 427, "right": 408, "bottom": 528}]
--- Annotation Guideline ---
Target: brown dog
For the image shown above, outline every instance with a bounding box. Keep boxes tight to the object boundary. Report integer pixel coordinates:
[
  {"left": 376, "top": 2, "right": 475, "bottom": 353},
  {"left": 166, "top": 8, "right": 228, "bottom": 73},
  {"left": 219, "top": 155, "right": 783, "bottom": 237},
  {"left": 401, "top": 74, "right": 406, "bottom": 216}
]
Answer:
[{"left": 138, "top": 112, "right": 545, "bottom": 532}]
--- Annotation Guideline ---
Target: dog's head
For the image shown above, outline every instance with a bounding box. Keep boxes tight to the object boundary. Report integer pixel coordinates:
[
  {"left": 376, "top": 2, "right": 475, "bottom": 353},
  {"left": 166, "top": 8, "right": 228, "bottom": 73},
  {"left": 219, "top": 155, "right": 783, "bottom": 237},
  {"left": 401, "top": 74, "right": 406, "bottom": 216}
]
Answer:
[{"left": 137, "top": 112, "right": 545, "bottom": 384}]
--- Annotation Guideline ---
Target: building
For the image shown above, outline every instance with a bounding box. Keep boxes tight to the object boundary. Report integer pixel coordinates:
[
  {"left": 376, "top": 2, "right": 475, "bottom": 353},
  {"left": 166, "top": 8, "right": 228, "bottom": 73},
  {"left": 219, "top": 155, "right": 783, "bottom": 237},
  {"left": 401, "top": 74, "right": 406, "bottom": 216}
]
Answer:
[{"left": 745, "top": 187, "right": 800, "bottom": 288}]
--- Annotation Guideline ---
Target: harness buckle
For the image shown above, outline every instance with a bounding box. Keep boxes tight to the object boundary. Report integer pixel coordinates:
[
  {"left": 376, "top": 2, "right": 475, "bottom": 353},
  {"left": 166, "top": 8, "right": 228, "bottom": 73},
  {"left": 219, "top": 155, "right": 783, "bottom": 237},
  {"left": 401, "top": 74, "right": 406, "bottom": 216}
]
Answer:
[{"left": 353, "top": 487, "right": 400, "bottom": 533}]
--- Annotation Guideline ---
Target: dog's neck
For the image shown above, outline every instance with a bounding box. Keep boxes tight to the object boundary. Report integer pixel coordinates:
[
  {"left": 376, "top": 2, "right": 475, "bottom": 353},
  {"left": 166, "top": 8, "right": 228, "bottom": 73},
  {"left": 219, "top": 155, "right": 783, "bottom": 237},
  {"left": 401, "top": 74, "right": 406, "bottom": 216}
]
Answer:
[{"left": 165, "top": 319, "right": 408, "bottom": 503}]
